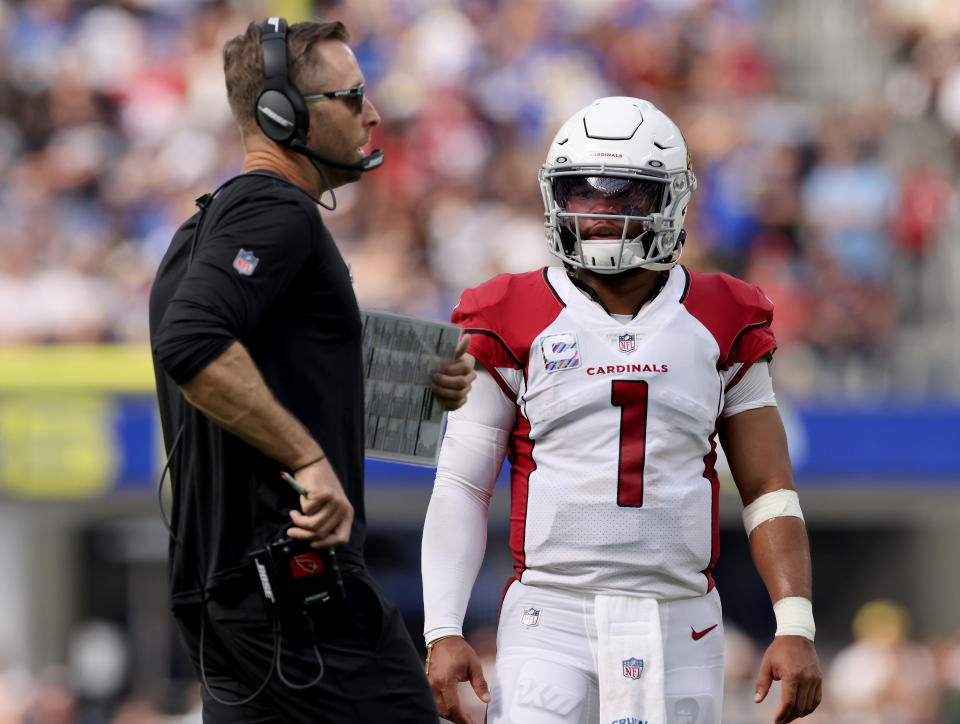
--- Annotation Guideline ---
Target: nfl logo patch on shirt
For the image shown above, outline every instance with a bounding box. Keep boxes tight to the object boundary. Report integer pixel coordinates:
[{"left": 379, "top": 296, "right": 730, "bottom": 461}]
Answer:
[
  {"left": 232, "top": 249, "right": 259, "bottom": 276},
  {"left": 540, "top": 332, "right": 581, "bottom": 372},
  {"left": 618, "top": 332, "right": 636, "bottom": 354},
  {"left": 622, "top": 657, "right": 644, "bottom": 679},
  {"left": 520, "top": 607, "right": 540, "bottom": 627}
]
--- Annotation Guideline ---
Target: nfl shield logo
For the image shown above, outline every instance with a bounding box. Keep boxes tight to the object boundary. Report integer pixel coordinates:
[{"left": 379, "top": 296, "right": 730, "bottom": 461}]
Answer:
[
  {"left": 622, "top": 657, "right": 644, "bottom": 679},
  {"left": 520, "top": 607, "right": 540, "bottom": 627},
  {"left": 232, "top": 249, "right": 259, "bottom": 276},
  {"left": 618, "top": 333, "right": 636, "bottom": 354}
]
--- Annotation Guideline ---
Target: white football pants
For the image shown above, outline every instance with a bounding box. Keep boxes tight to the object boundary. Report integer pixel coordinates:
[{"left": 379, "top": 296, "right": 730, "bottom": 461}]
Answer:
[{"left": 487, "top": 581, "right": 724, "bottom": 724}]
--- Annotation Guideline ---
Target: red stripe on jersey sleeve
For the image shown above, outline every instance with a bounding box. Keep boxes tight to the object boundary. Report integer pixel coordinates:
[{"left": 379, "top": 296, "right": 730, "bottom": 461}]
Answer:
[
  {"left": 680, "top": 268, "right": 777, "bottom": 371},
  {"left": 724, "top": 349, "right": 769, "bottom": 392},
  {"left": 507, "top": 409, "right": 536, "bottom": 581}
]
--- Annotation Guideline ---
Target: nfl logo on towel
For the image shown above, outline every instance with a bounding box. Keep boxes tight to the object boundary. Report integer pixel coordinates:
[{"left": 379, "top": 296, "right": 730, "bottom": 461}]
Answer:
[
  {"left": 233, "top": 249, "right": 259, "bottom": 276},
  {"left": 622, "top": 657, "right": 644, "bottom": 679},
  {"left": 521, "top": 607, "right": 540, "bottom": 627},
  {"left": 618, "top": 332, "right": 636, "bottom": 354}
]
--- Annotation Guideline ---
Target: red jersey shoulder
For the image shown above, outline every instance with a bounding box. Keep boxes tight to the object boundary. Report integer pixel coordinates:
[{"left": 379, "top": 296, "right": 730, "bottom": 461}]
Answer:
[
  {"left": 680, "top": 267, "right": 776, "bottom": 368},
  {"left": 452, "top": 268, "right": 564, "bottom": 371}
]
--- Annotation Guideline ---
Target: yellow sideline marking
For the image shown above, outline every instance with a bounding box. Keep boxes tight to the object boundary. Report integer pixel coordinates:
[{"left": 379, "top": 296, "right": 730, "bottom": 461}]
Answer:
[
  {"left": 0, "top": 395, "right": 116, "bottom": 498},
  {"left": 0, "top": 344, "right": 154, "bottom": 392}
]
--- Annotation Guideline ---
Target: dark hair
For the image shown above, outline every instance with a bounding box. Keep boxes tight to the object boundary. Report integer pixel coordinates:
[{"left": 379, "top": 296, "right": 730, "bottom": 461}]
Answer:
[{"left": 222, "top": 19, "right": 349, "bottom": 133}]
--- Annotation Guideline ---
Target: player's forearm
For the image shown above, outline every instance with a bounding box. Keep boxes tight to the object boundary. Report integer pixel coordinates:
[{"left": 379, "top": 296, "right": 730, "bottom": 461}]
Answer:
[
  {"left": 180, "top": 340, "right": 323, "bottom": 469},
  {"left": 421, "top": 369, "right": 512, "bottom": 642},
  {"left": 749, "top": 514, "right": 813, "bottom": 604},
  {"left": 421, "top": 482, "right": 490, "bottom": 642}
]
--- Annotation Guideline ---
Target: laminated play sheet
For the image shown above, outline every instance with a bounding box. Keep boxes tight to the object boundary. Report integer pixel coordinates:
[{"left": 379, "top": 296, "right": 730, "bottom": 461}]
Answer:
[{"left": 361, "top": 310, "right": 461, "bottom": 466}]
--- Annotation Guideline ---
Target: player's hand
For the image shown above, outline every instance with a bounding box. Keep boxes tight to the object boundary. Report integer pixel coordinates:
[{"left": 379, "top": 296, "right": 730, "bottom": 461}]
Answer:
[
  {"left": 432, "top": 334, "right": 477, "bottom": 411},
  {"left": 754, "top": 635, "right": 822, "bottom": 723},
  {"left": 286, "top": 458, "right": 354, "bottom": 548},
  {"left": 426, "top": 635, "right": 490, "bottom": 724}
]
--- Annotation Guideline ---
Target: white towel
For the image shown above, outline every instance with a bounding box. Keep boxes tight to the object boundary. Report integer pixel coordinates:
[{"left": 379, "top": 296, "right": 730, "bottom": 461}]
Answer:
[{"left": 595, "top": 594, "right": 666, "bottom": 724}]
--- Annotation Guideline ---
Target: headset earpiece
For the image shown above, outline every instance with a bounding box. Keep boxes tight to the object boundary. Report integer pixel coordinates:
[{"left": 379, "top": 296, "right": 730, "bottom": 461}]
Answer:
[{"left": 255, "top": 17, "right": 309, "bottom": 145}]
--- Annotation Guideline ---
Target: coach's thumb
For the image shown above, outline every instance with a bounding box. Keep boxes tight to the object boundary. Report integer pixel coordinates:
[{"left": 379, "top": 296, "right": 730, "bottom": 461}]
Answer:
[
  {"left": 471, "top": 668, "right": 491, "bottom": 703},
  {"left": 455, "top": 333, "right": 471, "bottom": 358},
  {"left": 755, "top": 666, "right": 772, "bottom": 703}
]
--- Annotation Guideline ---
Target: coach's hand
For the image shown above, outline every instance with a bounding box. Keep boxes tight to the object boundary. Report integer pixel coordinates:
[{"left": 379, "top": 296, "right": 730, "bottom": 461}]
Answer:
[
  {"left": 432, "top": 334, "right": 477, "bottom": 411},
  {"left": 755, "top": 635, "right": 822, "bottom": 723},
  {"left": 426, "top": 635, "right": 490, "bottom": 724},
  {"left": 286, "top": 458, "right": 354, "bottom": 548}
]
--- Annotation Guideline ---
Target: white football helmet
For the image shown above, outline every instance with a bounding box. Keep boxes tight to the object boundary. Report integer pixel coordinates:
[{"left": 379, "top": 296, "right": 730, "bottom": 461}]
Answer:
[{"left": 539, "top": 96, "right": 697, "bottom": 273}]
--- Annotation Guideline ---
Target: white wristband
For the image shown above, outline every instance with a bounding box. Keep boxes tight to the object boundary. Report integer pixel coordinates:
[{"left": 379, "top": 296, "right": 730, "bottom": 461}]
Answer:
[
  {"left": 742, "top": 489, "right": 804, "bottom": 537},
  {"left": 773, "top": 596, "right": 815, "bottom": 641}
]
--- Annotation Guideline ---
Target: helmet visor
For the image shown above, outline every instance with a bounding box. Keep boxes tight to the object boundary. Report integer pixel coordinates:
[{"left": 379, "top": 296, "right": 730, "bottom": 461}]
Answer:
[{"left": 554, "top": 176, "right": 665, "bottom": 217}]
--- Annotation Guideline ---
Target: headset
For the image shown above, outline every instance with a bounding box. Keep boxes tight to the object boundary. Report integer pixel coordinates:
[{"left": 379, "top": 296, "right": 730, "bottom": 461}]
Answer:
[{"left": 254, "top": 16, "right": 384, "bottom": 173}]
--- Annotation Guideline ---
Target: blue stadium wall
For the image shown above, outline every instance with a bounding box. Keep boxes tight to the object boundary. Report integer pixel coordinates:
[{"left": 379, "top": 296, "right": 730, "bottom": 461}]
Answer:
[{"left": 0, "top": 345, "right": 958, "bottom": 500}]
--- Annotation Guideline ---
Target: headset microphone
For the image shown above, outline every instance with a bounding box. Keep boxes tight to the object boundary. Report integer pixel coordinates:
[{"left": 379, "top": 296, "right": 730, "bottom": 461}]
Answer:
[{"left": 288, "top": 139, "right": 384, "bottom": 172}]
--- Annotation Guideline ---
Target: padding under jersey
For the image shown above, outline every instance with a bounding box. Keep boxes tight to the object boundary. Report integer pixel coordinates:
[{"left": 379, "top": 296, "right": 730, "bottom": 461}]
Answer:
[{"left": 452, "top": 265, "right": 776, "bottom": 598}]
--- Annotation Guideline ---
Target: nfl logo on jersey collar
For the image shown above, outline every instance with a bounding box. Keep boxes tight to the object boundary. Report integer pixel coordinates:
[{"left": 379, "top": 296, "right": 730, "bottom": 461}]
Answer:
[
  {"left": 521, "top": 607, "right": 541, "bottom": 627},
  {"left": 232, "top": 249, "right": 259, "bottom": 276},
  {"left": 622, "top": 657, "right": 644, "bottom": 679}
]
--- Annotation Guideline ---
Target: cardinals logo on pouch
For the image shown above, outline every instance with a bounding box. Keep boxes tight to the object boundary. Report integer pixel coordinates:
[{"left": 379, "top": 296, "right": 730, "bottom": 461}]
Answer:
[{"left": 290, "top": 552, "right": 325, "bottom": 579}]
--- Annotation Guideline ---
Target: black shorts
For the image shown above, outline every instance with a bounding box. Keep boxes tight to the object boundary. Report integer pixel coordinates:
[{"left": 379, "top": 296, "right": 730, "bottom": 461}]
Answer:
[{"left": 173, "top": 569, "right": 438, "bottom": 723}]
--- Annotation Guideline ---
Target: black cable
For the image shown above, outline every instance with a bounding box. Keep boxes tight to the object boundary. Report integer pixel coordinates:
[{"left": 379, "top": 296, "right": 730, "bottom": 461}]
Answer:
[
  {"left": 198, "top": 611, "right": 280, "bottom": 706},
  {"left": 307, "top": 156, "right": 337, "bottom": 211},
  {"left": 163, "top": 165, "right": 335, "bottom": 703},
  {"left": 157, "top": 423, "right": 279, "bottom": 706},
  {"left": 275, "top": 615, "right": 326, "bottom": 689}
]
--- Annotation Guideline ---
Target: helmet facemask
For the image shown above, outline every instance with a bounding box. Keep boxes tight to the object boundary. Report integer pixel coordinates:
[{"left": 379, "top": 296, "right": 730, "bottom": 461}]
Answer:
[{"left": 541, "top": 165, "right": 693, "bottom": 274}]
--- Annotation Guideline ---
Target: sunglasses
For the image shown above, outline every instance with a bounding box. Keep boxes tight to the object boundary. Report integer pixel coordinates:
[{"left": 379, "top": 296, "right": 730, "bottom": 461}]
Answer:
[{"left": 302, "top": 83, "right": 365, "bottom": 115}]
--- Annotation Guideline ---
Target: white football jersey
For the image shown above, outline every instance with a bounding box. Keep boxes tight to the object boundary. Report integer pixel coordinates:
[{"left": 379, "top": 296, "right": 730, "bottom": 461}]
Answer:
[{"left": 453, "top": 265, "right": 776, "bottom": 600}]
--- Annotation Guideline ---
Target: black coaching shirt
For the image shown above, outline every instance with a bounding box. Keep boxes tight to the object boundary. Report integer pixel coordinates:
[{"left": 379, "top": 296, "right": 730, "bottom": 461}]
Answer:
[{"left": 149, "top": 172, "right": 366, "bottom": 606}]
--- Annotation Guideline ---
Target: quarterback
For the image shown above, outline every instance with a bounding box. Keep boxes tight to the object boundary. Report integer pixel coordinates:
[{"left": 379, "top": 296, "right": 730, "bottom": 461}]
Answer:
[{"left": 421, "top": 97, "right": 822, "bottom": 724}]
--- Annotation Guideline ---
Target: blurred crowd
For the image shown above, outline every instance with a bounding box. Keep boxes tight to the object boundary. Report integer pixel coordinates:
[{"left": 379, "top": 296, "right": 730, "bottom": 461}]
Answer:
[
  {"left": 2, "top": 1, "right": 960, "bottom": 721},
  {"left": 1, "top": 599, "right": 960, "bottom": 722},
  {"left": 1, "top": 0, "right": 959, "bottom": 395}
]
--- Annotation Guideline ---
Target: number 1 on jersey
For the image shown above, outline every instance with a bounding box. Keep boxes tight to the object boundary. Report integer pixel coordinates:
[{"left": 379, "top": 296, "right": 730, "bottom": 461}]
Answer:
[{"left": 612, "top": 380, "right": 648, "bottom": 507}]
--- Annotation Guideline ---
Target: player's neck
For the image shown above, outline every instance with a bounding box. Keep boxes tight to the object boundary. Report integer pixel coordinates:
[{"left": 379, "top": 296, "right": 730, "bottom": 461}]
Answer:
[{"left": 572, "top": 267, "right": 665, "bottom": 316}]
